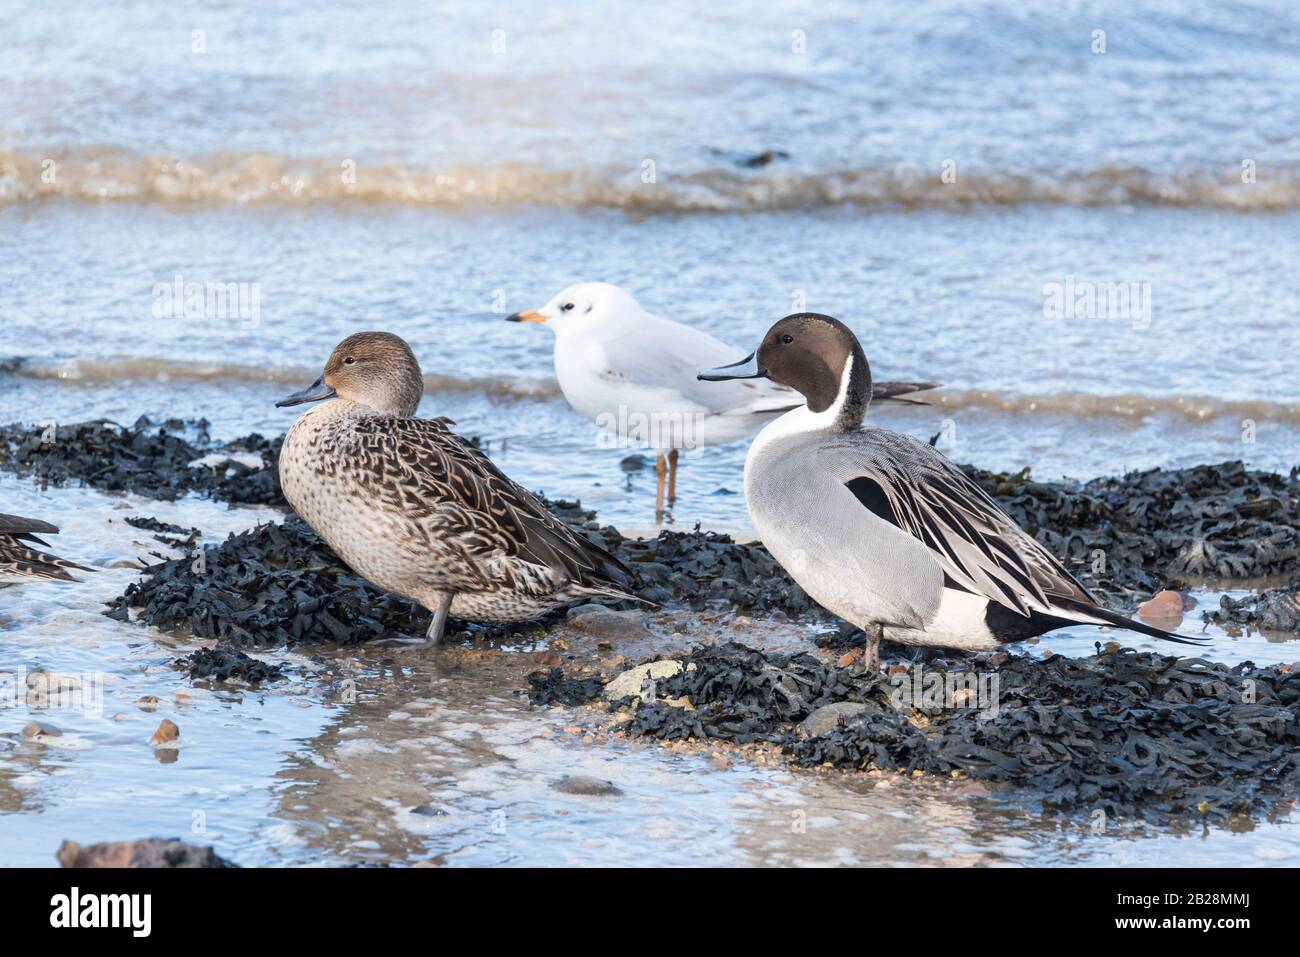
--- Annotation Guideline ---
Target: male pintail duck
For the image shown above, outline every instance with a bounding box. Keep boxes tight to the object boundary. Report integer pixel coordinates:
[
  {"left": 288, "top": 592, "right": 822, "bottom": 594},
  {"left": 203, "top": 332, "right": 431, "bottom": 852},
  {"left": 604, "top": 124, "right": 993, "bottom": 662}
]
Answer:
[
  {"left": 699, "top": 313, "right": 1208, "bottom": 670},
  {"left": 0, "top": 513, "right": 93, "bottom": 583},
  {"left": 277, "top": 332, "right": 638, "bottom": 646},
  {"left": 508, "top": 282, "right": 938, "bottom": 515}
]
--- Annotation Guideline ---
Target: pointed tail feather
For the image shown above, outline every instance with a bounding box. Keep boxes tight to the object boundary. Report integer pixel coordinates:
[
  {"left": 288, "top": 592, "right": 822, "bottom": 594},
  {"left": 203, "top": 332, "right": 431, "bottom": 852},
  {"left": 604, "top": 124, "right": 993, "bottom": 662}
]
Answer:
[
  {"left": 575, "top": 584, "right": 659, "bottom": 608},
  {"left": 1056, "top": 597, "right": 1209, "bottom": 646}
]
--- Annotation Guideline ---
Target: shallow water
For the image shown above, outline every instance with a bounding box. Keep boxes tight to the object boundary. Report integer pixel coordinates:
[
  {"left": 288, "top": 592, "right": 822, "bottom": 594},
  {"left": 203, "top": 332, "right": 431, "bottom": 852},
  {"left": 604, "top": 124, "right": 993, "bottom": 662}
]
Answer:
[
  {"left": 3, "top": 202, "right": 1298, "bottom": 531},
  {"left": 1, "top": 475, "right": 1297, "bottom": 867},
  {"left": 2, "top": 1, "right": 1298, "bottom": 866}
]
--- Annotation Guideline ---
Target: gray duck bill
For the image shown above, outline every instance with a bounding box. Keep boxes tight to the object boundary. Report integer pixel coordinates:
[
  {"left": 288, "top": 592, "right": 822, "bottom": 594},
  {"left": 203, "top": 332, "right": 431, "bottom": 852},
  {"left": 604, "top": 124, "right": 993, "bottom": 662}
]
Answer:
[
  {"left": 276, "top": 375, "right": 337, "bottom": 407},
  {"left": 697, "top": 351, "right": 768, "bottom": 381}
]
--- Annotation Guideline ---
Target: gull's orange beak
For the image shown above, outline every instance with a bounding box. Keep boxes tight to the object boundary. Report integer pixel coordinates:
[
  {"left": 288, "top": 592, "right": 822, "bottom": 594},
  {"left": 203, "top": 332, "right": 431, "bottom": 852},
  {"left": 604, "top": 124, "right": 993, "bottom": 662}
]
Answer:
[{"left": 505, "top": 310, "right": 546, "bottom": 323}]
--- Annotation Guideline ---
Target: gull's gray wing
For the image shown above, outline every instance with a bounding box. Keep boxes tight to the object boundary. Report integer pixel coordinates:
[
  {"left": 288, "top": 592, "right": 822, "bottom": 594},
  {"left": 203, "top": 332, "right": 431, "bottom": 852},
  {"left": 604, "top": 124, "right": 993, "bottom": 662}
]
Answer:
[
  {"left": 815, "top": 429, "right": 1098, "bottom": 618},
  {"left": 597, "top": 313, "right": 803, "bottom": 416}
]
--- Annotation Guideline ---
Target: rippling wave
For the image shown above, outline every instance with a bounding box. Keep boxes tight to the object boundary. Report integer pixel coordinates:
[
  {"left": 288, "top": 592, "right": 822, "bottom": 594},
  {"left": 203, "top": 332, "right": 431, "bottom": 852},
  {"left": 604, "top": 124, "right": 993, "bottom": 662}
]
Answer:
[
  {"left": 2, "top": 149, "right": 1296, "bottom": 212},
  {"left": 3, "top": 357, "right": 562, "bottom": 401},
  {"left": 7, "top": 356, "right": 1297, "bottom": 424}
]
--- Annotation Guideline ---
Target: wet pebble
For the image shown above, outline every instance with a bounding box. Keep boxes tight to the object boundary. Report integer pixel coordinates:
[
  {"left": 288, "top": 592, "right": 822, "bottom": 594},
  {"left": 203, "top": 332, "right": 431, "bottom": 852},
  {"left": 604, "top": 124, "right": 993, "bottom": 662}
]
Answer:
[
  {"left": 1138, "top": 589, "right": 1186, "bottom": 627},
  {"left": 566, "top": 603, "right": 649, "bottom": 638},
  {"left": 56, "top": 838, "right": 234, "bottom": 868},
  {"left": 551, "top": 775, "right": 624, "bottom": 797},
  {"left": 149, "top": 719, "right": 179, "bottom": 748},
  {"left": 603, "top": 660, "right": 683, "bottom": 701},
  {"left": 22, "top": 721, "right": 62, "bottom": 741},
  {"left": 800, "top": 702, "right": 870, "bottom": 738}
]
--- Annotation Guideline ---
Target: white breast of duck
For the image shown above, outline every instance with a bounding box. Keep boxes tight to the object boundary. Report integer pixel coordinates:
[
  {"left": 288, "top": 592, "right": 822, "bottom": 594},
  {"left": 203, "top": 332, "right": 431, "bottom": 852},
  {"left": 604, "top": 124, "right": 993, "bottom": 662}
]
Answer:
[{"left": 736, "top": 315, "right": 1003, "bottom": 651}]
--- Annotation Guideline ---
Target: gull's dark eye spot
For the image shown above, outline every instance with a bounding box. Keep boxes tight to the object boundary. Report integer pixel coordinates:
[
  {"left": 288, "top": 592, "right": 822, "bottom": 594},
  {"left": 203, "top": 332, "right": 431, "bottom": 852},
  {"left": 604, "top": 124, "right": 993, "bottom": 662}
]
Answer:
[
  {"left": 344, "top": 356, "right": 356, "bottom": 365},
  {"left": 781, "top": 334, "right": 794, "bottom": 344},
  {"left": 562, "top": 302, "right": 575, "bottom": 312}
]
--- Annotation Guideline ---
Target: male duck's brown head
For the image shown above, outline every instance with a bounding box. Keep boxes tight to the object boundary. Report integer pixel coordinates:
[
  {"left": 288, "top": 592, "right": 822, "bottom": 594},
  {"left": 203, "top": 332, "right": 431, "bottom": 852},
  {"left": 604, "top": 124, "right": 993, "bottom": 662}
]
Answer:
[
  {"left": 698, "top": 313, "right": 872, "bottom": 431},
  {"left": 277, "top": 331, "right": 424, "bottom": 417}
]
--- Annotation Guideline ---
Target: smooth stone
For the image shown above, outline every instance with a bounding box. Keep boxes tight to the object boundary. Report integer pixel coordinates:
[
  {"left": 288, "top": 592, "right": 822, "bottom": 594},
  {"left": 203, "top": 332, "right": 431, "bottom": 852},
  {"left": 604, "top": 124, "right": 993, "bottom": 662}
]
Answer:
[
  {"left": 602, "top": 660, "right": 683, "bottom": 701},
  {"left": 149, "top": 719, "right": 180, "bottom": 747},
  {"left": 799, "top": 702, "right": 871, "bottom": 737},
  {"left": 56, "top": 838, "right": 233, "bottom": 868},
  {"left": 566, "top": 604, "right": 648, "bottom": 639},
  {"left": 551, "top": 775, "right": 624, "bottom": 797},
  {"left": 22, "top": 721, "right": 62, "bottom": 740}
]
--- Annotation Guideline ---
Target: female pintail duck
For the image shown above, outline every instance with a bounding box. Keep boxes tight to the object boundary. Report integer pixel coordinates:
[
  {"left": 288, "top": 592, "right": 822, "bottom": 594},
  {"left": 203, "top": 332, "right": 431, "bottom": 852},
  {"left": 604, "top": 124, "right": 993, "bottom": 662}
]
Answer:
[
  {"left": 699, "top": 313, "right": 1208, "bottom": 670},
  {"left": 507, "top": 282, "right": 938, "bottom": 514},
  {"left": 277, "top": 331, "right": 638, "bottom": 646},
  {"left": 0, "top": 513, "right": 93, "bottom": 583}
]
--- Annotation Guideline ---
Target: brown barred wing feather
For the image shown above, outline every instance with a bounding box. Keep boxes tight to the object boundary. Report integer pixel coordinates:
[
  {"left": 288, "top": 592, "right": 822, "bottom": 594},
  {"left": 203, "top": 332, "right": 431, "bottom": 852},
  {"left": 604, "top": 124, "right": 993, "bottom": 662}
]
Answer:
[{"left": 349, "top": 417, "right": 632, "bottom": 595}]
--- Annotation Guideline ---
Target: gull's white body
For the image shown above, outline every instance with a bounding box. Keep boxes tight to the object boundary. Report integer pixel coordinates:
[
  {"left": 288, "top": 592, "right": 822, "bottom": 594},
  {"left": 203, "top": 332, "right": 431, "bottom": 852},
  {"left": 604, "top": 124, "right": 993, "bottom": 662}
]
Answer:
[{"left": 532, "top": 284, "right": 801, "bottom": 451}]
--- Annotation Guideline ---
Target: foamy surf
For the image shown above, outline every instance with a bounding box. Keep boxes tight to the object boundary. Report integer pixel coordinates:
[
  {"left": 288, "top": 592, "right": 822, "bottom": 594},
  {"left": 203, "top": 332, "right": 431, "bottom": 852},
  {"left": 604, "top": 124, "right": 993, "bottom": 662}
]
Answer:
[
  {"left": 2, "top": 355, "right": 562, "bottom": 401},
  {"left": 2, "top": 149, "right": 1297, "bottom": 212},
  {"left": 5, "top": 356, "right": 1297, "bottom": 425},
  {"left": 930, "top": 389, "right": 1300, "bottom": 426}
]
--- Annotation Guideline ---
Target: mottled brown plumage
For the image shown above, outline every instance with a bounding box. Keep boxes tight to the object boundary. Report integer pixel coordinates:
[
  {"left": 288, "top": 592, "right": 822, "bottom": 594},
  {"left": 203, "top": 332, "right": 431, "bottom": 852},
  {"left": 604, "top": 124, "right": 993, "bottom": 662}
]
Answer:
[{"left": 277, "top": 332, "right": 637, "bottom": 645}]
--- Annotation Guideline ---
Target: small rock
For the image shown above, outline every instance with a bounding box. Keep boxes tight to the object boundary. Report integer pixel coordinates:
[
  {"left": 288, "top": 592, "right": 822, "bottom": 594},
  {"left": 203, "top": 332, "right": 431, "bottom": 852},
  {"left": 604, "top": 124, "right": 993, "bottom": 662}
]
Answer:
[
  {"left": 1138, "top": 590, "right": 1185, "bottom": 626},
  {"left": 410, "top": 804, "right": 447, "bottom": 817},
  {"left": 22, "top": 721, "right": 62, "bottom": 740},
  {"left": 602, "top": 659, "right": 683, "bottom": 701},
  {"left": 149, "top": 719, "right": 180, "bottom": 747},
  {"left": 57, "top": 838, "right": 234, "bottom": 868},
  {"left": 799, "top": 702, "right": 870, "bottom": 738},
  {"left": 551, "top": 775, "right": 623, "bottom": 797},
  {"left": 566, "top": 604, "right": 648, "bottom": 639},
  {"left": 741, "top": 149, "right": 790, "bottom": 168}
]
